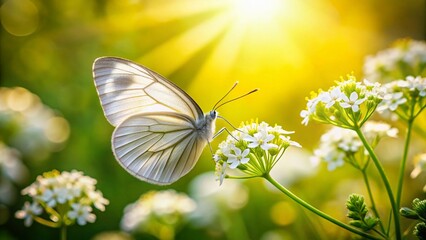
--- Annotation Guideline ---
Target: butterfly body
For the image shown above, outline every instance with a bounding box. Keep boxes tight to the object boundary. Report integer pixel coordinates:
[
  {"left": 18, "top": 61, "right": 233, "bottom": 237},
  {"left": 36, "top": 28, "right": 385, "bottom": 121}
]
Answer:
[
  {"left": 93, "top": 57, "right": 217, "bottom": 185},
  {"left": 197, "top": 110, "right": 217, "bottom": 141}
]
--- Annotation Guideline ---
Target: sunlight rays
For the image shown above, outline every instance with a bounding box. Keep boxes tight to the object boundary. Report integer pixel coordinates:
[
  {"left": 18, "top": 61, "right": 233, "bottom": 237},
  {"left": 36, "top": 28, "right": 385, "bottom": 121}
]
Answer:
[
  {"left": 138, "top": 13, "right": 230, "bottom": 76},
  {"left": 231, "top": 0, "right": 284, "bottom": 24},
  {"left": 102, "top": 0, "right": 363, "bottom": 121}
]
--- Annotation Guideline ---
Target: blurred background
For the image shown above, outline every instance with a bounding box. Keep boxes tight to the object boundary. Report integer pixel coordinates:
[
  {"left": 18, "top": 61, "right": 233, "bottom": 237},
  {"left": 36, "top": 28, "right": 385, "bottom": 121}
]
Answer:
[{"left": 0, "top": 0, "right": 425, "bottom": 239}]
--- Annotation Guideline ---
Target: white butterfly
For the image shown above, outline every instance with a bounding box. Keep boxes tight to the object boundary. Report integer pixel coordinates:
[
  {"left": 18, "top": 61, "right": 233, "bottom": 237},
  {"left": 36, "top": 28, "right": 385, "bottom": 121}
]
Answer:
[{"left": 93, "top": 57, "right": 256, "bottom": 185}]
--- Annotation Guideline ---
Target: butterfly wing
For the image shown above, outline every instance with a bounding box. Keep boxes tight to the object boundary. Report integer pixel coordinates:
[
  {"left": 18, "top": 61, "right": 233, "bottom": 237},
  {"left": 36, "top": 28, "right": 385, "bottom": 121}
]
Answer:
[
  {"left": 112, "top": 112, "right": 207, "bottom": 185},
  {"left": 92, "top": 57, "right": 204, "bottom": 126}
]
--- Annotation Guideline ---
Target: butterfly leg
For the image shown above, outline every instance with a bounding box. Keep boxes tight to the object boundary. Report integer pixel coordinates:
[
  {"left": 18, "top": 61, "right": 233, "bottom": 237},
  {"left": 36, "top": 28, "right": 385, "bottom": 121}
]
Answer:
[{"left": 209, "top": 127, "right": 239, "bottom": 158}]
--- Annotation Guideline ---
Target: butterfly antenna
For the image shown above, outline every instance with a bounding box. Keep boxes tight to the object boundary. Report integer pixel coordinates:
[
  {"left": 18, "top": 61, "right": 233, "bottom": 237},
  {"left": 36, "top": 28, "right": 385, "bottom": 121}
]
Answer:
[
  {"left": 212, "top": 81, "right": 239, "bottom": 110},
  {"left": 214, "top": 88, "right": 259, "bottom": 111}
]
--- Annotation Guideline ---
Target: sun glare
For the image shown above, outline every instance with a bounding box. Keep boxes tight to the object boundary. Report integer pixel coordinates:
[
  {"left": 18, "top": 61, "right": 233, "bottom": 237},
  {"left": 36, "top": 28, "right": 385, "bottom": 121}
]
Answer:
[{"left": 232, "top": 0, "right": 283, "bottom": 23}]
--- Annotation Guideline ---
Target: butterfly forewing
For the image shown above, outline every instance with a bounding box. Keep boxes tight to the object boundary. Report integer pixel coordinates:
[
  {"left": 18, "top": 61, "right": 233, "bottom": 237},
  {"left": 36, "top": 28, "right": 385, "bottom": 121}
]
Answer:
[
  {"left": 92, "top": 57, "right": 204, "bottom": 126},
  {"left": 112, "top": 112, "right": 207, "bottom": 185}
]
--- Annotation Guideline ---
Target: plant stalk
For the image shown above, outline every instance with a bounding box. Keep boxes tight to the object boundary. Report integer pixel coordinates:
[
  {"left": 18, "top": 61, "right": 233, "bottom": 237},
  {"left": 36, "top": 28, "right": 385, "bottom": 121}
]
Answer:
[
  {"left": 264, "top": 173, "right": 381, "bottom": 240},
  {"left": 355, "top": 128, "right": 401, "bottom": 239}
]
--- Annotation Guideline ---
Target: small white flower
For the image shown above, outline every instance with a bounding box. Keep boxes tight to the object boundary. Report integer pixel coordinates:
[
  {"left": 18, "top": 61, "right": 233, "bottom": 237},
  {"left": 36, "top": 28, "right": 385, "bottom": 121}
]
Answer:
[
  {"left": 300, "top": 97, "right": 321, "bottom": 125},
  {"left": 67, "top": 203, "right": 96, "bottom": 225},
  {"left": 279, "top": 135, "right": 302, "bottom": 148},
  {"left": 215, "top": 162, "right": 228, "bottom": 185},
  {"left": 40, "top": 187, "right": 69, "bottom": 207},
  {"left": 270, "top": 125, "right": 294, "bottom": 135},
  {"left": 338, "top": 138, "right": 362, "bottom": 152},
  {"left": 312, "top": 127, "right": 361, "bottom": 170},
  {"left": 320, "top": 87, "right": 343, "bottom": 108},
  {"left": 362, "top": 121, "right": 398, "bottom": 139},
  {"left": 340, "top": 92, "right": 366, "bottom": 112},
  {"left": 411, "top": 153, "right": 426, "bottom": 178},
  {"left": 363, "top": 79, "right": 385, "bottom": 98},
  {"left": 15, "top": 202, "right": 43, "bottom": 227},
  {"left": 244, "top": 131, "right": 277, "bottom": 151},
  {"left": 398, "top": 76, "right": 418, "bottom": 91},
  {"left": 89, "top": 191, "right": 110, "bottom": 212},
  {"left": 300, "top": 109, "right": 312, "bottom": 125},
  {"left": 225, "top": 147, "right": 250, "bottom": 169},
  {"left": 217, "top": 141, "right": 232, "bottom": 156},
  {"left": 312, "top": 147, "right": 345, "bottom": 171},
  {"left": 213, "top": 153, "right": 221, "bottom": 162},
  {"left": 380, "top": 92, "right": 407, "bottom": 111}
]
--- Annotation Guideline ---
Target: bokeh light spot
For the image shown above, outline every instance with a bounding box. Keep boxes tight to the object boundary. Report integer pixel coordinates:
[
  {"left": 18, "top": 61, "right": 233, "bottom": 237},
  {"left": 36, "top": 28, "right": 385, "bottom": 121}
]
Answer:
[
  {"left": 6, "top": 87, "right": 33, "bottom": 112},
  {"left": 44, "top": 117, "right": 70, "bottom": 144},
  {"left": 270, "top": 201, "right": 297, "bottom": 226},
  {"left": 1, "top": 0, "right": 39, "bottom": 36}
]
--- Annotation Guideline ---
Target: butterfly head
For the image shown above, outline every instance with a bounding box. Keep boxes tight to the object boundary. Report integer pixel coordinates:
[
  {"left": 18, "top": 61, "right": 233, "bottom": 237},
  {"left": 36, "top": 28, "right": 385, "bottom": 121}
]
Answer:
[{"left": 209, "top": 110, "right": 218, "bottom": 120}]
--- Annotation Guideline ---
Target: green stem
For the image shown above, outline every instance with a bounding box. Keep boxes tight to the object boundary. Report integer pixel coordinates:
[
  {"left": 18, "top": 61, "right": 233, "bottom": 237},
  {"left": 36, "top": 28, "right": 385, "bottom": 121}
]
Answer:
[
  {"left": 355, "top": 128, "right": 401, "bottom": 239},
  {"left": 61, "top": 225, "right": 67, "bottom": 240},
  {"left": 396, "top": 119, "right": 413, "bottom": 208},
  {"left": 33, "top": 216, "right": 60, "bottom": 228},
  {"left": 361, "top": 169, "right": 386, "bottom": 234},
  {"left": 264, "top": 173, "right": 381, "bottom": 240},
  {"left": 227, "top": 175, "right": 260, "bottom": 180}
]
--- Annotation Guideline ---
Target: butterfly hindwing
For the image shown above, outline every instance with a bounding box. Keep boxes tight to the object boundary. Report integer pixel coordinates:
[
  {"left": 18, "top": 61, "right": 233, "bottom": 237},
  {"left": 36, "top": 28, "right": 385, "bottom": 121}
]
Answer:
[
  {"left": 92, "top": 57, "right": 204, "bottom": 126},
  {"left": 112, "top": 112, "right": 207, "bottom": 185}
]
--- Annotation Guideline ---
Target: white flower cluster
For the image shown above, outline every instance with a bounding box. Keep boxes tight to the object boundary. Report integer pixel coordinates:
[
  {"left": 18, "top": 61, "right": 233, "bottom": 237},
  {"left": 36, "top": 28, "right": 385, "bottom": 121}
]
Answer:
[
  {"left": 377, "top": 76, "right": 426, "bottom": 120},
  {"left": 364, "top": 39, "right": 426, "bottom": 82},
  {"left": 300, "top": 76, "right": 384, "bottom": 127},
  {"left": 213, "top": 121, "right": 300, "bottom": 184},
  {"left": 15, "top": 170, "right": 109, "bottom": 227},
  {"left": 121, "top": 190, "right": 196, "bottom": 233},
  {"left": 312, "top": 121, "right": 398, "bottom": 171}
]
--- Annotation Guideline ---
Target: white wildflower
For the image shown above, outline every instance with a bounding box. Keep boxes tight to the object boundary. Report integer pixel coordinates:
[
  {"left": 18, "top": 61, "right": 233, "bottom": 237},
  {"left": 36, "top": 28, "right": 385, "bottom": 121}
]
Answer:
[
  {"left": 340, "top": 92, "right": 366, "bottom": 112},
  {"left": 244, "top": 131, "right": 277, "bottom": 151},
  {"left": 301, "top": 75, "right": 382, "bottom": 127},
  {"left": 16, "top": 170, "right": 108, "bottom": 228},
  {"left": 320, "top": 87, "right": 344, "bottom": 108},
  {"left": 225, "top": 147, "right": 250, "bottom": 169},
  {"left": 15, "top": 201, "right": 42, "bottom": 227},
  {"left": 67, "top": 203, "right": 96, "bottom": 225},
  {"left": 214, "top": 121, "right": 300, "bottom": 180}
]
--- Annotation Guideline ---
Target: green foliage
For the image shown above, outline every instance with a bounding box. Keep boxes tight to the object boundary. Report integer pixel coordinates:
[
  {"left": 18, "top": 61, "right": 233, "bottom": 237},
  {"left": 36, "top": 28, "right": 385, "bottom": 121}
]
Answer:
[
  {"left": 401, "top": 198, "right": 426, "bottom": 239},
  {"left": 346, "top": 194, "right": 379, "bottom": 231},
  {"left": 413, "top": 199, "right": 426, "bottom": 220},
  {"left": 414, "top": 222, "right": 426, "bottom": 240}
]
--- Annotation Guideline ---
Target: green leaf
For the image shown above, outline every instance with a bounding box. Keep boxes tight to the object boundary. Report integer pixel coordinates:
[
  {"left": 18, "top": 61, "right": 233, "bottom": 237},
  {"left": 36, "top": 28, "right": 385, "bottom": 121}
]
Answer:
[{"left": 346, "top": 194, "right": 379, "bottom": 232}]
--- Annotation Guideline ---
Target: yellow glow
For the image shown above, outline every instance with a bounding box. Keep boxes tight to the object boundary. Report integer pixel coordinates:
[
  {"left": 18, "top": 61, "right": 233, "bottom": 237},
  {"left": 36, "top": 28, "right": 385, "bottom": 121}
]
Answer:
[
  {"left": 138, "top": 13, "right": 229, "bottom": 75},
  {"left": 232, "top": 0, "right": 283, "bottom": 23},
  {"left": 270, "top": 201, "right": 297, "bottom": 226}
]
